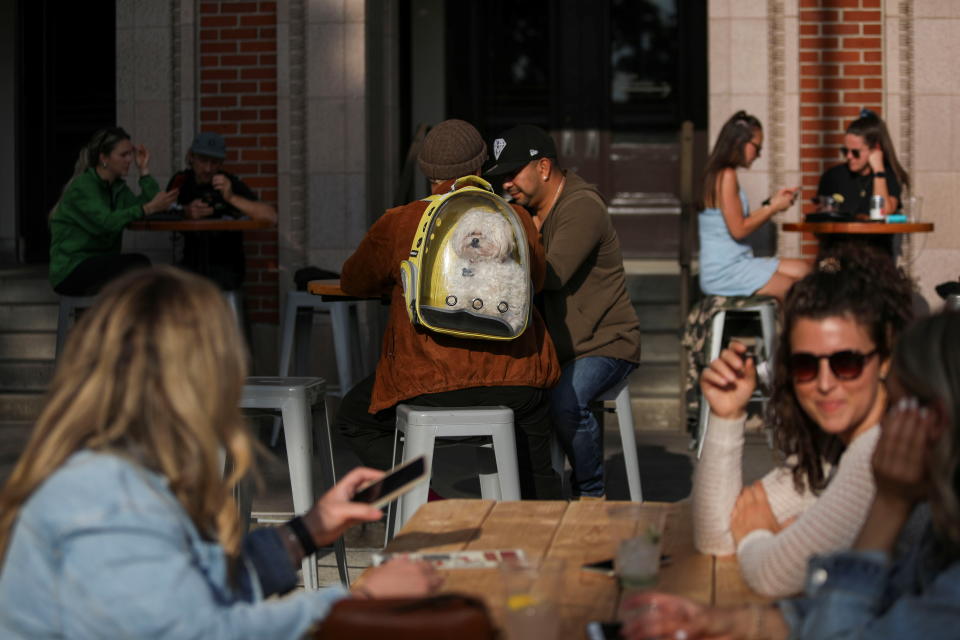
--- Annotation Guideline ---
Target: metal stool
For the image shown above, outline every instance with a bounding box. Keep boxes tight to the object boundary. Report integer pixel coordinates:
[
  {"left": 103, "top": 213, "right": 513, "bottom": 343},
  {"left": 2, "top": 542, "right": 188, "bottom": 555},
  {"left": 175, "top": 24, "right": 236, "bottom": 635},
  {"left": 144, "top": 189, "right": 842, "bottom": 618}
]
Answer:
[
  {"left": 240, "top": 376, "right": 349, "bottom": 588},
  {"left": 55, "top": 295, "right": 97, "bottom": 357},
  {"left": 550, "top": 378, "right": 643, "bottom": 502},
  {"left": 388, "top": 405, "right": 520, "bottom": 536},
  {"left": 696, "top": 297, "right": 777, "bottom": 458},
  {"left": 271, "top": 291, "right": 367, "bottom": 446}
]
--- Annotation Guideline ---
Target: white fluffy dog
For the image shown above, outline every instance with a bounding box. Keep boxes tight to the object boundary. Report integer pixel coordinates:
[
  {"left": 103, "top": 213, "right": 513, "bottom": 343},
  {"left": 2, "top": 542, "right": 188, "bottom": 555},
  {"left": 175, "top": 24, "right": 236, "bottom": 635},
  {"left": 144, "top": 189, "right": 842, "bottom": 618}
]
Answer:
[{"left": 443, "top": 208, "right": 529, "bottom": 334}]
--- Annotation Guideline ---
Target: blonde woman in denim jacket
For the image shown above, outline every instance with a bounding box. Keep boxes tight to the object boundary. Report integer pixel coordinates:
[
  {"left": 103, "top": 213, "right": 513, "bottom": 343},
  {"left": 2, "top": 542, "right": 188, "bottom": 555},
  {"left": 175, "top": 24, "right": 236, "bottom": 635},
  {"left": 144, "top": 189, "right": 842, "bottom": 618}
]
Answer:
[{"left": 0, "top": 267, "right": 440, "bottom": 639}]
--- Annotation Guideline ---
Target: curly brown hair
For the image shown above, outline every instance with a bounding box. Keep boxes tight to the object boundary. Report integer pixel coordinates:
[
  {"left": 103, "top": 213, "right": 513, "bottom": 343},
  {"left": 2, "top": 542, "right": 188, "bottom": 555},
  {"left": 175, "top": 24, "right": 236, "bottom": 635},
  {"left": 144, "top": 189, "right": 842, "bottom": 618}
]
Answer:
[{"left": 769, "top": 244, "right": 915, "bottom": 494}]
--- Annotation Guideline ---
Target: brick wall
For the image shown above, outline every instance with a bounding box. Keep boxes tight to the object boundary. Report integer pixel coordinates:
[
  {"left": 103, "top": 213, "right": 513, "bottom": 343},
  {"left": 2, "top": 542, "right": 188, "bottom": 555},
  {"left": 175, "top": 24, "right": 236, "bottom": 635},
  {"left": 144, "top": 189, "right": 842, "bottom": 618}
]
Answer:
[
  {"left": 199, "top": 1, "right": 278, "bottom": 323},
  {"left": 798, "top": 0, "right": 882, "bottom": 255}
]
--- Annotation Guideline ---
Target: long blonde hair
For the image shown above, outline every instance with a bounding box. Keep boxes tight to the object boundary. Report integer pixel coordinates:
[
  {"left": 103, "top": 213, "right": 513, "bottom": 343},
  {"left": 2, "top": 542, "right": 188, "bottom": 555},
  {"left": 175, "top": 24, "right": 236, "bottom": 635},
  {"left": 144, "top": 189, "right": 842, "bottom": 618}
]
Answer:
[
  {"left": 48, "top": 126, "right": 132, "bottom": 221},
  {"left": 0, "top": 266, "right": 253, "bottom": 562}
]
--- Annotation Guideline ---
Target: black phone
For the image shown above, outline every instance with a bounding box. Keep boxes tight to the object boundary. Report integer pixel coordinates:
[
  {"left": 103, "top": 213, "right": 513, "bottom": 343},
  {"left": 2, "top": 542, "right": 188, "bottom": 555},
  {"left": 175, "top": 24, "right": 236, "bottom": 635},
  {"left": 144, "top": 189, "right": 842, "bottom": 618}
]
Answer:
[
  {"left": 586, "top": 620, "right": 622, "bottom": 640},
  {"left": 581, "top": 558, "right": 615, "bottom": 576},
  {"left": 352, "top": 456, "right": 428, "bottom": 508}
]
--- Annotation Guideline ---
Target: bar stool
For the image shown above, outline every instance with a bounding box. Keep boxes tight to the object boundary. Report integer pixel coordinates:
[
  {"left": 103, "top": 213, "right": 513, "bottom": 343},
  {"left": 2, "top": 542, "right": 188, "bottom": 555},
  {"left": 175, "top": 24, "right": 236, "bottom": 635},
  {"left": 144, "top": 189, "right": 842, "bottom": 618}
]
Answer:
[
  {"left": 271, "top": 291, "right": 367, "bottom": 446},
  {"left": 696, "top": 297, "right": 777, "bottom": 458},
  {"left": 550, "top": 378, "right": 643, "bottom": 502},
  {"left": 388, "top": 405, "right": 520, "bottom": 537},
  {"left": 55, "top": 295, "right": 97, "bottom": 357},
  {"left": 277, "top": 291, "right": 366, "bottom": 394},
  {"left": 240, "top": 376, "right": 349, "bottom": 588}
]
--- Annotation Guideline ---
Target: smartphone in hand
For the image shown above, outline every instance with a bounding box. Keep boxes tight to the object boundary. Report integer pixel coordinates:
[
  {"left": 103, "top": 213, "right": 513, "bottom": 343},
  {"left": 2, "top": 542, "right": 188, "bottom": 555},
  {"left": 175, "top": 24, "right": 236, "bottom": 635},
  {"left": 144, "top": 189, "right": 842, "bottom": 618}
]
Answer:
[{"left": 352, "top": 456, "right": 428, "bottom": 509}]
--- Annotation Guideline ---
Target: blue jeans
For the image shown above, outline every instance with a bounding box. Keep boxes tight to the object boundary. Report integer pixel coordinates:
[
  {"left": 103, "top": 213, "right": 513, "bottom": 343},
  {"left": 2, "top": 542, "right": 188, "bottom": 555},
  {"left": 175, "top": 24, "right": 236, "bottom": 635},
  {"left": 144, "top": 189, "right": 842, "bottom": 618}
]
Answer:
[{"left": 551, "top": 356, "right": 637, "bottom": 497}]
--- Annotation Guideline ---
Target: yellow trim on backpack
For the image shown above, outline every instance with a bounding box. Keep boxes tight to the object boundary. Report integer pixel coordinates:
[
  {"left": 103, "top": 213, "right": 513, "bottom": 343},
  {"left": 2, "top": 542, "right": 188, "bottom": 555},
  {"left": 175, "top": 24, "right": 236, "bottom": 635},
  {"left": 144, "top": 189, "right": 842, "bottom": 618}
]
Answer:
[{"left": 400, "top": 176, "right": 531, "bottom": 341}]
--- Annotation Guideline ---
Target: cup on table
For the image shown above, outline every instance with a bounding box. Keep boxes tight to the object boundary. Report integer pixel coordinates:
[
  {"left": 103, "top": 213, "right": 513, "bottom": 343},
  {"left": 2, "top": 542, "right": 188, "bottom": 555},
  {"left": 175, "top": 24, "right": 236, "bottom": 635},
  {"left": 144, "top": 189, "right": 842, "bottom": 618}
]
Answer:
[
  {"left": 500, "top": 557, "right": 565, "bottom": 640},
  {"left": 902, "top": 195, "right": 923, "bottom": 221},
  {"left": 615, "top": 530, "right": 662, "bottom": 591}
]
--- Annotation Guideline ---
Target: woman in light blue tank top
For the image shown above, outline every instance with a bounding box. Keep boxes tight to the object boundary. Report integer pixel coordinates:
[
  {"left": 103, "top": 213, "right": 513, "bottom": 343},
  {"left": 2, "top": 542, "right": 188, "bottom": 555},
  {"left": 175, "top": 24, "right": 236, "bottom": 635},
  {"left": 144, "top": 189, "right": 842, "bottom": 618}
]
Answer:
[{"left": 699, "top": 111, "right": 811, "bottom": 301}]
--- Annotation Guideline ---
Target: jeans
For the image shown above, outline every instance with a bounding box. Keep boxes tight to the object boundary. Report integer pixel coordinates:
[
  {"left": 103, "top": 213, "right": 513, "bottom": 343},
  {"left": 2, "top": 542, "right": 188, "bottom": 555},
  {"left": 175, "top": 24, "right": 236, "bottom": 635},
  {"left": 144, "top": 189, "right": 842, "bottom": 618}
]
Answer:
[{"left": 551, "top": 356, "right": 637, "bottom": 497}]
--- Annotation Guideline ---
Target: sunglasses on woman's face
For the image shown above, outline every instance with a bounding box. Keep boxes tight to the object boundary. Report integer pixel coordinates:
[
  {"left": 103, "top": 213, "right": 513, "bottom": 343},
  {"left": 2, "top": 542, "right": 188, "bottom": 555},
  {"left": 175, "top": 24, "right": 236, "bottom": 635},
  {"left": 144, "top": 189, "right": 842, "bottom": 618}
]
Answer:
[
  {"left": 840, "top": 147, "right": 862, "bottom": 159},
  {"left": 788, "top": 349, "right": 879, "bottom": 383}
]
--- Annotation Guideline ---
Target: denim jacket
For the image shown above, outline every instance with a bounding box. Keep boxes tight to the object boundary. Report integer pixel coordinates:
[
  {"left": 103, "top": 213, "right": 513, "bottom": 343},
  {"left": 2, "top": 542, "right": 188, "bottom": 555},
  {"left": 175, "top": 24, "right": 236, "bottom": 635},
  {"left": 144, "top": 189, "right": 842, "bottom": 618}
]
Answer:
[
  {"left": 779, "top": 505, "right": 960, "bottom": 639},
  {"left": 0, "top": 451, "right": 347, "bottom": 639}
]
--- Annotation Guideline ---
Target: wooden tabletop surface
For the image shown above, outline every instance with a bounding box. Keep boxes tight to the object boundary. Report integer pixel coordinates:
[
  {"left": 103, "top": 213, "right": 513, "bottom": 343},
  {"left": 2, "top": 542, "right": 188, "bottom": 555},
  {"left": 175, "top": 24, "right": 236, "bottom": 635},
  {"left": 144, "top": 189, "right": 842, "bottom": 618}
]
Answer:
[
  {"left": 782, "top": 221, "right": 934, "bottom": 234},
  {"left": 127, "top": 217, "right": 274, "bottom": 231},
  {"left": 354, "top": 500, "right": 767, "bottom": 637},
  {"left": 307, "top": 279, "right": 348, "bottom": 297}
]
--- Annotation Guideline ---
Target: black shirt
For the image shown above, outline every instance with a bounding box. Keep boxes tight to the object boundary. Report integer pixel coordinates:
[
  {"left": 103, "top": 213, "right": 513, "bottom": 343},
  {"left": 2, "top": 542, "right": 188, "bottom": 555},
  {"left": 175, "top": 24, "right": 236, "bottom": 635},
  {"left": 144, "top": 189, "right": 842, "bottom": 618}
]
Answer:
[
  {"left": 817, "top": 163, "right": 902, "bottom": 215},
  {"left": 166, "top": 169, "right": 259, "bottom": 290}
]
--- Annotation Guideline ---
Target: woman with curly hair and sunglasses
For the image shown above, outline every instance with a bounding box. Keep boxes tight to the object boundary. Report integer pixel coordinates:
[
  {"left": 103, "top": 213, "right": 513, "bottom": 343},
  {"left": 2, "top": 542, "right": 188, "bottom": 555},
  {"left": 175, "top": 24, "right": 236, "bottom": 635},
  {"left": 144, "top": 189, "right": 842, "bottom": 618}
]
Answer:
[
  {"left": 817, "top": 109, "right": 910, "bottom": 217},
  {"left": 691, "top": 244, "right": 915, "bottom": 597},
  {"left": 623, "top": 310, "right": 960, "bottom": 639}
]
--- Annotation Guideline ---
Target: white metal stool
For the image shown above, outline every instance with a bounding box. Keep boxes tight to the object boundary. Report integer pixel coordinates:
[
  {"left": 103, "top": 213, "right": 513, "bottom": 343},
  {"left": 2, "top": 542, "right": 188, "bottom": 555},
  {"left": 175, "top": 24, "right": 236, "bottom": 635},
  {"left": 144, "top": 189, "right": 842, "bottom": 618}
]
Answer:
[
  {"left": 388, "top": 405, "right": 520, "bottom": 536},
  {"left": 277, "top": 291, "right": 366, "bottom": 394},
  {"left": 240, "top": 376, "right": 349, "bottom": 588},
  {"left": 696, "top": 297, "right": 777, "bottom": 458},
  {"left": 550, "top": 378, "right": 643, "bottom": 502},
  {"left": 55, "top": 295, "right": 97, "bottom": 357},
  {"left": 271, "top": 291, "right": 367, "bottom": 446}
]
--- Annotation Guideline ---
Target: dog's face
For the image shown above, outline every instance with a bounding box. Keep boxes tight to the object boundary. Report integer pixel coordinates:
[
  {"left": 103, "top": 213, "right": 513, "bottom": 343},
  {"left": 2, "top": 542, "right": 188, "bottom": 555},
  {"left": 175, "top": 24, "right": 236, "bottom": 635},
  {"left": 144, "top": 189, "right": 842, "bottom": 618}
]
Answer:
[{"left": 452, "top": 209, "right": 516, "bottom": 263}]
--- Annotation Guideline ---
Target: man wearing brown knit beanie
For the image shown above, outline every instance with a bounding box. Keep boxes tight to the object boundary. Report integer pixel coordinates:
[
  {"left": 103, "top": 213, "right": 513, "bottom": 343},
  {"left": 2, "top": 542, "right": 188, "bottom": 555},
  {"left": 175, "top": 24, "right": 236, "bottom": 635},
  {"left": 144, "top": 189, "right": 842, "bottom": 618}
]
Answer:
[{"left": 334, "top": 119, "right": 563, "bottom": 500}]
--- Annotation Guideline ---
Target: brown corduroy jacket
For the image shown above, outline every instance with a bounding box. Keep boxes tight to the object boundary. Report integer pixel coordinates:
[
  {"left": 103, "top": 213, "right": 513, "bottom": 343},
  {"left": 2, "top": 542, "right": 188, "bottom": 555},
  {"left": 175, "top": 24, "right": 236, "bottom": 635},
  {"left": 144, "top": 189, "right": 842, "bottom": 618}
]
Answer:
[{"left": 340, "top": 179, "right": 561, "bottom": 413}]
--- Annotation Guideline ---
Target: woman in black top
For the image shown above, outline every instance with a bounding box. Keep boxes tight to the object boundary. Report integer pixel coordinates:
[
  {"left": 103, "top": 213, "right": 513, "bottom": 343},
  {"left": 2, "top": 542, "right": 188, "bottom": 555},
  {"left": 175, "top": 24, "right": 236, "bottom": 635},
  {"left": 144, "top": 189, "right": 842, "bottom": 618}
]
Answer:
[{"left": 817, "top": 109, "right": 910, "bottom": 216}]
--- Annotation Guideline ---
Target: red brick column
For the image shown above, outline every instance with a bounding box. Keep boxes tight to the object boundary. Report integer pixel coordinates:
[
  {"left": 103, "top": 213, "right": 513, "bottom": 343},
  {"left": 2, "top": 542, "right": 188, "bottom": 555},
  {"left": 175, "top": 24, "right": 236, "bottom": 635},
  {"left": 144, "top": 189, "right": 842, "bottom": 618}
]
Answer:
[
  {"left": 199, "top": 1, "right": 278, "bottom": 323},
  {"left": 798, "top": 0, "right": 882, "bottom": 255}
]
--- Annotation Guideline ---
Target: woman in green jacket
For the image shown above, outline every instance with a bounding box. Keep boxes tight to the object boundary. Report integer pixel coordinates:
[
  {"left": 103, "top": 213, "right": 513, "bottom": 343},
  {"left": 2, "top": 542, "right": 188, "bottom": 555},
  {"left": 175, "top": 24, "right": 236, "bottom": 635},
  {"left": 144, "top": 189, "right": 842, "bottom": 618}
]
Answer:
[{"left": 49, "top": 127, "right": 178, "bottom": 295}]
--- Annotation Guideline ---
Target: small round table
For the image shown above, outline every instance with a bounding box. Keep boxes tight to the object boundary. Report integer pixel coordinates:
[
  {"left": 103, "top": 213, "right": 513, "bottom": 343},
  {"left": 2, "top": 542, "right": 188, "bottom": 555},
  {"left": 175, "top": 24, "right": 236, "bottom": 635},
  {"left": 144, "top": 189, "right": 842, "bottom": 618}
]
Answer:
[{"left": 782, "top": 221, "right": 934, "bottom": 256}]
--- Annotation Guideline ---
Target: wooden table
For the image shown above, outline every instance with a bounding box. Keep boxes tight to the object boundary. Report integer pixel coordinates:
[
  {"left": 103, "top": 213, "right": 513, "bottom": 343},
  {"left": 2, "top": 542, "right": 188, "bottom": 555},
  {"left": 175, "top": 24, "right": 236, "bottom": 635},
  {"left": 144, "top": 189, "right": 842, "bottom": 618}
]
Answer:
[
  {"left": 355, "top": 500, "right": 767, "bottom": 638},
  {"left": 782, "top": 221, "right": 933, "bottom": 235},
  {"left": 308, "top": 278, "right": 388, "bottom": 303},
  {"left": 782, "top": 221, "right": 933, "bottom": 256},
  {"left": 127, "top": 217, "right": 274, "bottom": 232}
]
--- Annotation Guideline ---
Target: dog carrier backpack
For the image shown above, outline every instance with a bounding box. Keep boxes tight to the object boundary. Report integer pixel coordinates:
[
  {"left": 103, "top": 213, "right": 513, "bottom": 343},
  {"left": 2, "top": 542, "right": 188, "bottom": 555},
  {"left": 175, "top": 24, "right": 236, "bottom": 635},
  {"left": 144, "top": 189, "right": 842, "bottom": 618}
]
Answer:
[{"left": 399, "top": 175, "right": 531, "bottom": 340}]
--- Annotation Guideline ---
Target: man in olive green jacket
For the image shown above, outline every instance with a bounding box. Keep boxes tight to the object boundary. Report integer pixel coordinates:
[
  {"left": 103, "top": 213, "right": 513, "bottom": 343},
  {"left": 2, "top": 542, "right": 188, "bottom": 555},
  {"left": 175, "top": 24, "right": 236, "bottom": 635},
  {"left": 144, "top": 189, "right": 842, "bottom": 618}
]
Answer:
[{"left": 487, "top": 124, "right": 642, "bottom": 497}]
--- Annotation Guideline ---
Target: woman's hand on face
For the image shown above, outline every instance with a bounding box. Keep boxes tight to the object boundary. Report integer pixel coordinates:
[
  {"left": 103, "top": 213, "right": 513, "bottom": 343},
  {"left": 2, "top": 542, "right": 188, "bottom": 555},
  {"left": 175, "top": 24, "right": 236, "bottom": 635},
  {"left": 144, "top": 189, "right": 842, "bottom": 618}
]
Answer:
[
  {"left": 868, "top": 146, "right": 885, "bottom": 173},
  {"left": 143, "top": 189, "right": 179, "bottom": 215},
  {"left": 699, "top": 341, "right": 756, "bottom": 420},
  {"left": 303, "top": 466, "right": 384, "bottom": 548},
  {"left": 135, "top": 144, "right": 150, "bottom": 174},
  {"left": 731, "top": 482, "right": 788, "bottom": 545},
  {"left": 355, "top": 558, "right": 443, "bottom": 598},
  {"left": 873, "top": 398, "right": 938, "bottom": 505}
]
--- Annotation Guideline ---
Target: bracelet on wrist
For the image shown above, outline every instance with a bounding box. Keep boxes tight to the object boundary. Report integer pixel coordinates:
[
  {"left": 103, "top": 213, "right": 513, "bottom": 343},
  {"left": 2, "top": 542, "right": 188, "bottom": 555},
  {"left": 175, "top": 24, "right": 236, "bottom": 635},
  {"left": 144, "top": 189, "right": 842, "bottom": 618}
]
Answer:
[
  {"left": 873, "top": 171, "right": 887, "bottom": 178},
  {"left": 286, "top": 515, "right": 319, "bottom": 557}
]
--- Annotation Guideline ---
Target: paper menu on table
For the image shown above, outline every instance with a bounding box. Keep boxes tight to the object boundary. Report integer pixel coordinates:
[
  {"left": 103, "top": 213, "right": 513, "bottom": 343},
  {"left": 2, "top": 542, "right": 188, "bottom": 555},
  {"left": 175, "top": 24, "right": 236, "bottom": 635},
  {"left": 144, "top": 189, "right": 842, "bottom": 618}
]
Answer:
[{"left": 371, "top": 549, "right": 528, "bottom": 569}]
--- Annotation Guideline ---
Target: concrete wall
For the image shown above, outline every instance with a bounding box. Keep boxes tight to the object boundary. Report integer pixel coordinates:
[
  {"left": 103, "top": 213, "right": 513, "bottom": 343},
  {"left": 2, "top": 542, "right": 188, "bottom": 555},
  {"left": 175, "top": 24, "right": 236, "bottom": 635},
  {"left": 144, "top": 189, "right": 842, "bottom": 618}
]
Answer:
[{"left": 896, "top": 0, "right": 960, "bottom": 308}]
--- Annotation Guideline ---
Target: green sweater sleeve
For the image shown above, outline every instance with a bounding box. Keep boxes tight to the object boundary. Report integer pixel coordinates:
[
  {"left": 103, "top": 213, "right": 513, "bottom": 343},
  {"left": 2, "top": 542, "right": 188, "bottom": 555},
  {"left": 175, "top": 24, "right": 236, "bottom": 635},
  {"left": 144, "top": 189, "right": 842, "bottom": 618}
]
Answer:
[{"left": 61, "top": 175, "right": 157, "bottom": 237}]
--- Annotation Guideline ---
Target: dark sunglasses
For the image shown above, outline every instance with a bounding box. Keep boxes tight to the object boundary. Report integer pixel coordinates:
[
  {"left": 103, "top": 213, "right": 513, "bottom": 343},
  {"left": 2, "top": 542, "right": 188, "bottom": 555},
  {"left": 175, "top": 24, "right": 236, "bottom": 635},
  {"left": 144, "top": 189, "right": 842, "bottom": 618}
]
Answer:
[
  {"left": 788, "top": 349, "right": 879, "bottom": 383},
  {"left": 840, "top": 147, "right": 862, "bottom": 159}
]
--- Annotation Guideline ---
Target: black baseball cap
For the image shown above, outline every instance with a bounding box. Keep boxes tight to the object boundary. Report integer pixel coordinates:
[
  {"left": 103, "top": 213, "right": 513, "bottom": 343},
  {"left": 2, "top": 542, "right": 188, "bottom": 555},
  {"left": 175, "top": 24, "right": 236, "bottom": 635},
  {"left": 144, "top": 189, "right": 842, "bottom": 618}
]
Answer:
[{"left": 484, "top": 125, "right": 557, "bottom": 176}]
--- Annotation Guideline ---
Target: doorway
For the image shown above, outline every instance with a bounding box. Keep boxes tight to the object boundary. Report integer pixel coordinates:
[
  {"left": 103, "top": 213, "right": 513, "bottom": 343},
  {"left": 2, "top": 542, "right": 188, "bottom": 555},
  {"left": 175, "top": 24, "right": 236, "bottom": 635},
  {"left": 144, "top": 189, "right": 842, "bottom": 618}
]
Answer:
[
  {"left": 444, "top": 0, "right": 707, "bottom": 257},
  {"left": 16, "top": 0, "right": 116, "bottom": 264}
]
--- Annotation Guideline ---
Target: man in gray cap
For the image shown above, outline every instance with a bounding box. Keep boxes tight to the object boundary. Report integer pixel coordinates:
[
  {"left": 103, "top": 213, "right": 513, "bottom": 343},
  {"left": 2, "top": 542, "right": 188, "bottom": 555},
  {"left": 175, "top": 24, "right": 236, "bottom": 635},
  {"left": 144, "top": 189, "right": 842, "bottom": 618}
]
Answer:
[
  {"left": 486, "top": 124, "right": 642, "bottom": 498},
  {"left": 166, "top": 132, "right": 277, "bottom": 290},
  {"left": 334, "top": 119, "right": 563, "bottom": 500}
]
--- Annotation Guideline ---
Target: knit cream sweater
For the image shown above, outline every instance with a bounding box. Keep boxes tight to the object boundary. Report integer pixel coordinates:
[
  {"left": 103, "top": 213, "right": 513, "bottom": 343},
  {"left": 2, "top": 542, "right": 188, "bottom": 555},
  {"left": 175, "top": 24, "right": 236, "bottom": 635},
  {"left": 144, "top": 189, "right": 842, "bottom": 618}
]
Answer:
[{"left": 692, "top": 414, "right": 879, "bottom": 597}]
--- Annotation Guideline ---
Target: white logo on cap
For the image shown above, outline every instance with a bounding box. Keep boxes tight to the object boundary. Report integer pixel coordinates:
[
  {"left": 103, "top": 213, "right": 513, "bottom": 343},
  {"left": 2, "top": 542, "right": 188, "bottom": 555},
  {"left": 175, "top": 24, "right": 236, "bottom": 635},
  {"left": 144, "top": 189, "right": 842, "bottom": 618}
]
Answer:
[
  {"left": 529, "top": 149, "right": 538, "bottom": 156},
  {"left": 493, "top": 138, "right": 506, "bottom": 160}
]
